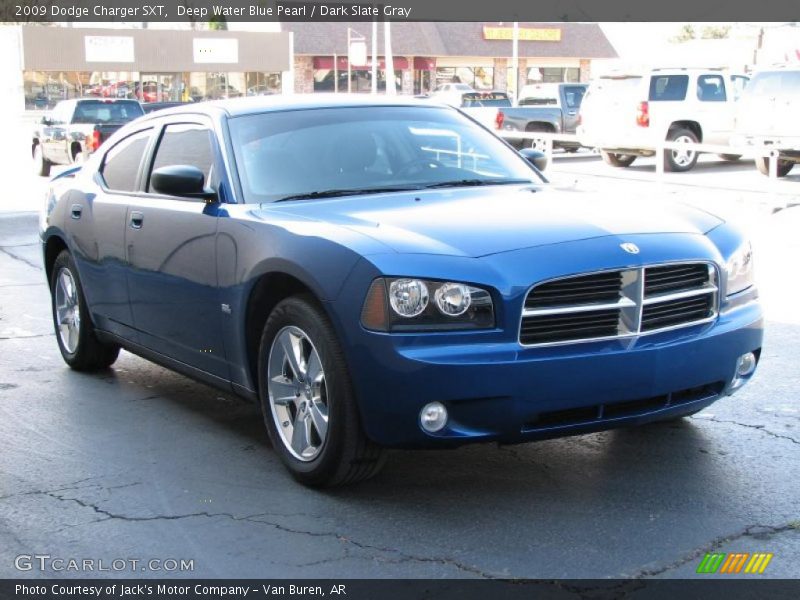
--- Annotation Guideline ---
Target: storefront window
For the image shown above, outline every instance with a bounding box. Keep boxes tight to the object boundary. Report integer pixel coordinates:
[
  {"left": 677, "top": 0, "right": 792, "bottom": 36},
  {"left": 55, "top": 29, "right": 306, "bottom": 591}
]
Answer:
[
  {"left": 313, "top": 69, "right": 401, "bottom": 93},
  {"left": 24, "top": 70, "right": 282, "bottom": 108},
  {"left": 523, "top": 67, "right": 581, "bottom": 84},
  {"left": 435, "top": 67, "right": 494, "bottom": 91}
]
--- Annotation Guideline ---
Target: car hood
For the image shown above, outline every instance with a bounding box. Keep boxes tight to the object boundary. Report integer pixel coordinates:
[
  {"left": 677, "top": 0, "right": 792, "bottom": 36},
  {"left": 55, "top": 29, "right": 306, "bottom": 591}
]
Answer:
[{"left": 265, "top": 185, "right": 724, "bottom": 258}]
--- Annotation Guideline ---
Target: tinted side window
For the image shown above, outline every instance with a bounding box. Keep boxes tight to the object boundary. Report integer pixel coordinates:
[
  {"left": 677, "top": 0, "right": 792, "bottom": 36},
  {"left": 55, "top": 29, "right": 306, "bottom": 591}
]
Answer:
[
  {"left": 697, "top": 75, "right": 727, "bottom": 102},
  {"left": 101, "top": 130, "right": 151, "bottom": 192},
  {"left": 649, "top": 75, "right": 689, "bottom": 101},
  {"left": 563, "top": 86, "right": 586, "bottom": 108},
  {"left": 148, "top": 124, "right": 215, "bottom": 192}
]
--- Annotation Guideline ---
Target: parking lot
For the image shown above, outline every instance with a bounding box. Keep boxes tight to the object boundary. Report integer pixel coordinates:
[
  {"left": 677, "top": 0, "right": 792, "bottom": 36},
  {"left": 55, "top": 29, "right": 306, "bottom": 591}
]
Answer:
[{"left": 1, "top": 140, "right": 799, "bottom": 578}]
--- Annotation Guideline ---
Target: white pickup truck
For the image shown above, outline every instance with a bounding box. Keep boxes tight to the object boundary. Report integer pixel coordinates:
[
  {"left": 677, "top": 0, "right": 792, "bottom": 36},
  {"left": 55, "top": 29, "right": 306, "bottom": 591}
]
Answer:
[
  {"left": 577, "top": 68, "right": 749, "bottom": 172},
  {"left": 732, "top": 66, "right": 800, "bottom": 177}
]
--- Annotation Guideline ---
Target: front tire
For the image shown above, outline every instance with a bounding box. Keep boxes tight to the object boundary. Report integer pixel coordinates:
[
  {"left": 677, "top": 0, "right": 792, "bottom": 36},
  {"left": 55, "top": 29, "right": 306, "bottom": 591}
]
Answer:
[
  {"left": 258, "top": 295, "right": 385, "bottom": 487},
  {"left": 600, "top": 151, "right": 637, "bottom": 168},
  {"left": 755, "top": 156, "right": 794, "bottom": 177},
  {"left": 664, "top": 127, "right": 699, "bottom": 172},
  {"left": 50, "top": 250, "right": 120, "bottom": 371}
]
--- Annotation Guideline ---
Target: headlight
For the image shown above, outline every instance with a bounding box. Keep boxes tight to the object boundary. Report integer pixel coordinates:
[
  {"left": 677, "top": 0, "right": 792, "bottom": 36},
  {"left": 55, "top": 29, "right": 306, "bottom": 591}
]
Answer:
[
  {"left": 361, "top": 278, "right": 495, "bottom": 332},
  {"left": 725, "top": 240, "right": 755, "bottom": 296}
]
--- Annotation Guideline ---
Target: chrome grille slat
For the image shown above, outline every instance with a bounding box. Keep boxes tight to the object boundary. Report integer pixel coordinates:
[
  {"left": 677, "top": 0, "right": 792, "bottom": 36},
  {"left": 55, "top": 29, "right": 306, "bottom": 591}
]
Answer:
[{"left": 520, "top": 262, "right": 718, "bottom": 346}]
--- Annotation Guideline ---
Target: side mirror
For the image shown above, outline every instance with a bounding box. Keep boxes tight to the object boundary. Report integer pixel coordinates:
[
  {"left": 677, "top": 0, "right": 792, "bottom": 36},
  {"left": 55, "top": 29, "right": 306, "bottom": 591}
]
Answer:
[
  {"left": 519, "top": 148, "right": 548, "bottom": 172},
  {"left": 151, "top": 165, "right": 216, "bottom": 201}
]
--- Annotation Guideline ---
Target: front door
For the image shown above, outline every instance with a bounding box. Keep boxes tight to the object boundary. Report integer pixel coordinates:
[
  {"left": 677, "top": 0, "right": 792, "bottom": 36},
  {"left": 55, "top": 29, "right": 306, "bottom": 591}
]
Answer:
[{"left": 125, "top": 121, "right": 228, "bottom": 378}]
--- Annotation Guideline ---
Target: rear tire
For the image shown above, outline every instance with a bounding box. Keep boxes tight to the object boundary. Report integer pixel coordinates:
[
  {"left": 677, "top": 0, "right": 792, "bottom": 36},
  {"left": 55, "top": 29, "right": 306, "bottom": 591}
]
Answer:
[
  {"left": 664, "top": 127, "right": 699, "bottom": 172},
  {"left": 33, "top": 144, "right": 51, "bottom": 177},
  {"left": 258, "top": 295, "right": 385, "bottom": 487},
  {"left": 755, "top": 156, "right": 794, "bottom": 177},
  {"left": 525, "top": 124, "right": 552, "bottom": 151},
  {"left": 50, "top": 250, "right": 120, "bottom": 371},
  {"left": 600, "top": 151, "right": 637, "bottom": 168}
]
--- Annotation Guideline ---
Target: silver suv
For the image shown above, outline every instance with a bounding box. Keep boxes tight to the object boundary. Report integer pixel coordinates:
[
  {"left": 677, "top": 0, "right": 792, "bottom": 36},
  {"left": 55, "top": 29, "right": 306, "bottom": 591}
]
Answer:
[{"left": 733, "top": 67, "right": 800, "bottom": 177}]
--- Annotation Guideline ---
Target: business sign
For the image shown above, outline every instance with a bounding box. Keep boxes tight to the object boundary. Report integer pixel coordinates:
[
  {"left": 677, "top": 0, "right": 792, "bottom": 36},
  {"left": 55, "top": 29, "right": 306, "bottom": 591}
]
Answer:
[
  {"left": 193, "top": 38, "right": 239, "bottom": 64},
  {"left": 482, "top": 27, "right": 562, "bottom": 42},
  {"left": 84, "top": 36, "right": 134, "bottom": 63},
  {"left": 349, "top": 40, "right": 368, "bottom": 67}
]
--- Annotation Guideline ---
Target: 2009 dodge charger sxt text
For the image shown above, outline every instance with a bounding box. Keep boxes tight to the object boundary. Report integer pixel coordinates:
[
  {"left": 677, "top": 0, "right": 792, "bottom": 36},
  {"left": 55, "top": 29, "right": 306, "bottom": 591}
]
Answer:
[{"left": 41, "top": 96, "right": 763, "bottom": 486}]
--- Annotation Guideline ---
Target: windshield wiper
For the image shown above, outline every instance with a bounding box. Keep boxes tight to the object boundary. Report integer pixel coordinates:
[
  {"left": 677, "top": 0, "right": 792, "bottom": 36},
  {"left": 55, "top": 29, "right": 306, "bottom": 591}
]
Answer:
[
  {"left": 423, "top": 178, "right": 532, "bottom": 189},
  {"left": 275, "top": 186, "right": 422, "bottom": 202}
]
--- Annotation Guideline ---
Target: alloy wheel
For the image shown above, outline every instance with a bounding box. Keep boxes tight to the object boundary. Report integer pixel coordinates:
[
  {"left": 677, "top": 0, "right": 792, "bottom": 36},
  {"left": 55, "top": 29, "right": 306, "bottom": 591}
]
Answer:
[
  {"left": 267, "top": 326, "right": 329, "bottom": 461},
  {"left": 55, "top": 268, "right": 81, "bottom": 354},
  {"left": 670, "top": 135, "right": 696, "bottom": 168}
]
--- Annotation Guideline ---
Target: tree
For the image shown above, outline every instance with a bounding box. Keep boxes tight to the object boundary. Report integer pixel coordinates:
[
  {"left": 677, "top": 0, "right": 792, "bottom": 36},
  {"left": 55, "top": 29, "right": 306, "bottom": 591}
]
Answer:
[
  {"left": 208, "top": 16, "right": 228, "bottom": 31},
  {"left": 671, "top": 24, "right": 696, "bottom": 43},
  {"left": 701, "top": 26, "right": 731, "bottom": 39}
]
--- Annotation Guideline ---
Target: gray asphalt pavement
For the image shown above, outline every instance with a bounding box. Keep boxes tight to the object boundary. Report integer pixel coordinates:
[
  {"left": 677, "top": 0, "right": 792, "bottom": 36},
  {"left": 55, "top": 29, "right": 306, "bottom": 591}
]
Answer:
[{"left": 1, "top": 158, "right": 799, "bottom": 579}]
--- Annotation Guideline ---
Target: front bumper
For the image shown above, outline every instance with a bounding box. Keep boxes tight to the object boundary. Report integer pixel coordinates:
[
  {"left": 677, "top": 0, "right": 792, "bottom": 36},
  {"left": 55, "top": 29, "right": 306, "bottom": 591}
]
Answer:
[{"left": 343, "top": 300, "right": 763, "bottom": 448}]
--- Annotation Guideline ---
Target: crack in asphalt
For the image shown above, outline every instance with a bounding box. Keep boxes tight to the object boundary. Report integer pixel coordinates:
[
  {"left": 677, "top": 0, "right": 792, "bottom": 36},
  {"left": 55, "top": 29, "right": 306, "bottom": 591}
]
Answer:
[
  {"left": 693, "top": 415, "right": 800, "bottom": 445},
  {"left": 0, "top": 246, "right": 43, "bottom": 271},
  {"left": 0, "top": 333, "right": 53, "bottom": 341},
  {"left": 39, "top": 490, "right": 496, "bottom": 579},
  {"left": 629, "top": 521, "right": 800, "bottom": 578}
]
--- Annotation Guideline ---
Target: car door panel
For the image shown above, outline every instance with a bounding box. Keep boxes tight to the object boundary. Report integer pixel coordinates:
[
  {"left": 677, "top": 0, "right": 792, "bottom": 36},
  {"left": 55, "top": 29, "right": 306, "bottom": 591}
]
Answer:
[{"left": 125, "top": 121, "right": 228, "bottom": 378}]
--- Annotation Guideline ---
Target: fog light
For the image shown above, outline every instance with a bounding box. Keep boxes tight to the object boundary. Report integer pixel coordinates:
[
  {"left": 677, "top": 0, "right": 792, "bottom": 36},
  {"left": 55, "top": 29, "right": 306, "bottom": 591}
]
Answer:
[
  {"left": 420, "top": 402, "right": 448, "bottom": 433},
  {"left": 736, "top": 352, "right": 757, "bottom": 378}
]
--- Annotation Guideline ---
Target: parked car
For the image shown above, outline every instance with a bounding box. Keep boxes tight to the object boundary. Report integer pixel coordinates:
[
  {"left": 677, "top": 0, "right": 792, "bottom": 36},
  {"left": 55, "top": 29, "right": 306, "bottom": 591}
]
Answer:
[
  {"left": 732, "top": 66, "right": 800, "bottom": 177},
  {"left": 578, "top": 69, "right": 749, "bottom": 171},
  {"left": 41, "top": 95, "right": 762, "bottom": 486},
  {"left": 32, "top": 98, "right": 145, "bottom": 176},
  {"left": 206, "top": 84, "right": 243, "bottom": 100},
  {"left": 496, "top": 82, "right": 588, "bottom": 151},
  {"left": 430, "top": 82, "right": 475, "bottom": 106}
]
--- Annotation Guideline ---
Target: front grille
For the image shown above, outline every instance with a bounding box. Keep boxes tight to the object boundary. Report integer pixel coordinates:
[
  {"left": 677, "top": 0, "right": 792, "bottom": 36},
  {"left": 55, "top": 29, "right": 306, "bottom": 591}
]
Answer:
[
  {"left": 644, "top": 263, "right": 710, "bottom": 296},
  {"left": 524, "top": 381, "right": 725, "bottom": 430},
  {"left": 520, "top": 262, "right": 717, "bottom": 346},
  {"left": 525, "top": 272, "right": 622, "bottom": 308},
  {"left": 641, "top": 294, "right": 714, "bottom": 331}
]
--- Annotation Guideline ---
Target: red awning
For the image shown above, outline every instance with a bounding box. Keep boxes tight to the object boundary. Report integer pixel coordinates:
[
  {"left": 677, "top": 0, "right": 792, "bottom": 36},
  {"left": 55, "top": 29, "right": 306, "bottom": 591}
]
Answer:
[
  {"left": 414, "top": 57, "right": 436, "bottom": 70},
  {"left": 312, "top": 56, "right": 409, "bottom": 70}
]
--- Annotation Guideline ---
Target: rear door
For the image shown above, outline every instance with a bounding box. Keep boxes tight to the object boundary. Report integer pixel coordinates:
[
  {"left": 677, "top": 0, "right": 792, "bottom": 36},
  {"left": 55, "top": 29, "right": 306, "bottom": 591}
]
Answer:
[
  {"left": 694, "top": 73, "right": 732, "bottom": 144},
  {"left": 69, "top": 127, "right": 153, "bottom": 341},
  {"left": 560, "top": 85, "right": 587, "bottom": 133},
  {"left": 124, "top": 119, "right": 228, "bottom": 378}
]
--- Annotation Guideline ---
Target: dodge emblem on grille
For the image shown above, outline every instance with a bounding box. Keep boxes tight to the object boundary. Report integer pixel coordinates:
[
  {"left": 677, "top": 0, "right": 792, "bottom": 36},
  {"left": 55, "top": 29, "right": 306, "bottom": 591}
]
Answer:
[{"left": 620, "top": 243, "right": 640, "bottom": 254}]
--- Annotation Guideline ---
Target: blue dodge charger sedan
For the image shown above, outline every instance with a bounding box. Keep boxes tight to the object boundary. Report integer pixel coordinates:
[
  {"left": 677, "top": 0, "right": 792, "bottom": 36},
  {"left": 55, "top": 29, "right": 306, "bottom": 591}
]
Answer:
[{"left": 41, "top": 95, "right": 762, "bottom": 486}]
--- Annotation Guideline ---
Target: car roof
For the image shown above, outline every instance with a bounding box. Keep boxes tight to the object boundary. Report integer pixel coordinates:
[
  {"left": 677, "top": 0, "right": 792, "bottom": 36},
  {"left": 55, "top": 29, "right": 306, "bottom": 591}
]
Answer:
[{"left": 139, "top": 94, "right": 446, "bottom": 120}]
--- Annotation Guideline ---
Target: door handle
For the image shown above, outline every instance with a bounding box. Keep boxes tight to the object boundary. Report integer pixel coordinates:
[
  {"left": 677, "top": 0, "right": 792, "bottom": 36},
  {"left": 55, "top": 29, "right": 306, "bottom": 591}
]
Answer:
[
  {"left": 129, "top": 211, "right": 144, "bottom": 229},
  {"left": 567, "top": 111, "right": 577, "bottom": 116},
  {"left": 70, "top": 204, "right": 82, "bottom": 219}
]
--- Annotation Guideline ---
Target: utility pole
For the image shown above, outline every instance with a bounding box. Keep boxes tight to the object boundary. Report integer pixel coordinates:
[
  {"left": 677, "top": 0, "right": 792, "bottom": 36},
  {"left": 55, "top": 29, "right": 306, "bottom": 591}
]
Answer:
[
  {"left": 511, "top": 21, "right": 519, "bottom": 103},
  {"left": 347, "top": 29, "right": 352, "bottom": 93},
  {"left": 384, "top": 21, "right": 395, "bottom": 95},
  {"left": 371, "top": 21, "right": 378, "bottom": 94}
]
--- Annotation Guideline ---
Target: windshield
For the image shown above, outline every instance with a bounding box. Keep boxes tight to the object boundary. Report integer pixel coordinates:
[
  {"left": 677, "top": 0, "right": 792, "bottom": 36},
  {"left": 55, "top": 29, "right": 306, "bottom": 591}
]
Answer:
[{"left": 229, "top": 106, "right": 541, "bottom": 203}]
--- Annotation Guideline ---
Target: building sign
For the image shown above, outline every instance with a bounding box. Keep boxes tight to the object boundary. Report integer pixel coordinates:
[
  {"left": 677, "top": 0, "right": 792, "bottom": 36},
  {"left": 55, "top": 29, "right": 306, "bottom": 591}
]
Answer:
[
  {"left": 349, "top": 40, "right": 368, "bottom": 66},
  {"left": 84, "top": 36, "right": 134, "bottom": 63},
  {"left": 193, "top": 38, "right": 239, "bottom": 64},
  {"left": 482, "top": 27, "right": 562, "bottom": 42}
]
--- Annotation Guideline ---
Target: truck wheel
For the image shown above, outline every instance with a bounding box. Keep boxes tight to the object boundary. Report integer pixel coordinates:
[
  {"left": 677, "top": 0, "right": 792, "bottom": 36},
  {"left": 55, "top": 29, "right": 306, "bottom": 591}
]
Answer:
[
  {"left": 600, "top": 151, "right": 636, "bottom": 168},
  {"left": 33, "top": 144, "right": 51, "bottom": 177},
  {"left": 258, "top": 295, "right": 386, "bottom": 487},
  {"left": 50, "top": 250, "right": 120, "bottom": 371},
  {"left": 664, "top": 127, "right": 699, "bottom": 172},
  {"left": 718, "top": 154, "right": 741, "bottom": 162},
  {"left": 755, "top": 156, "right": 794, "bottom": 177}
]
